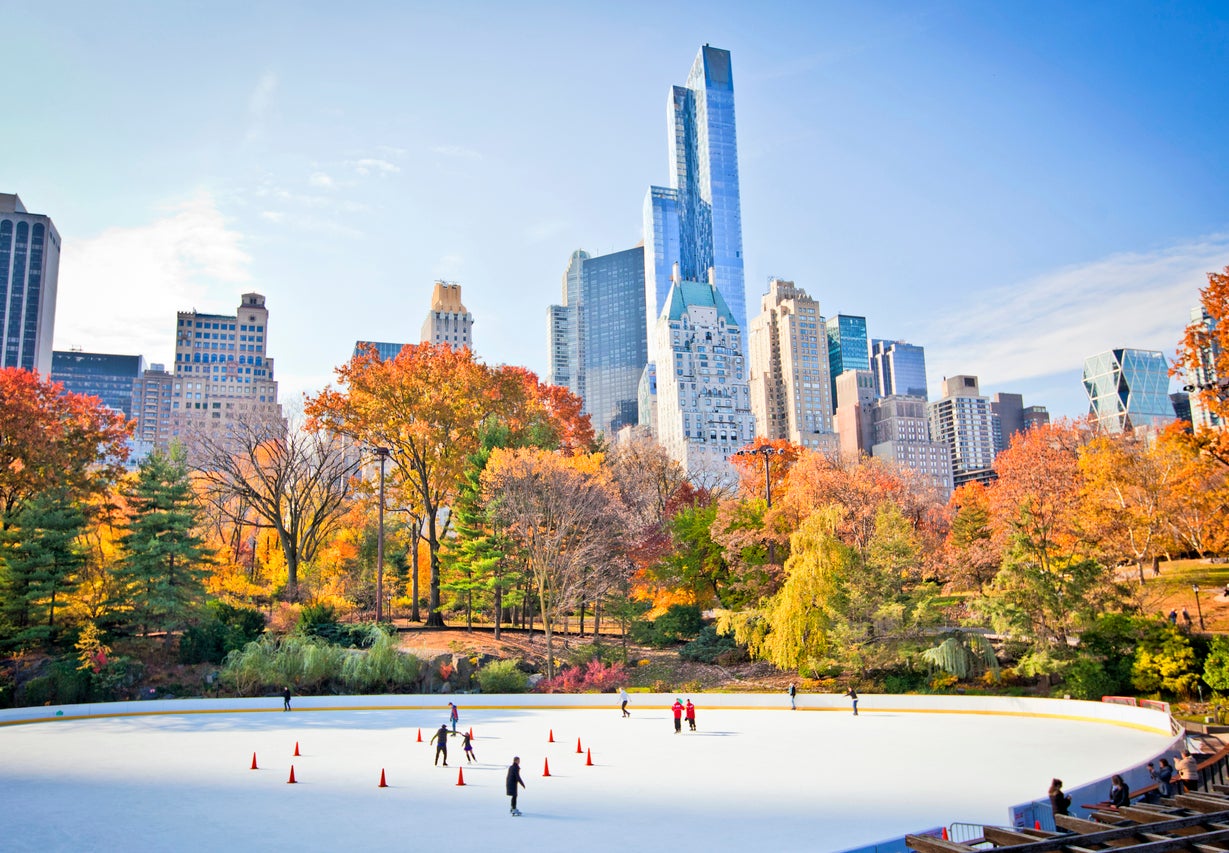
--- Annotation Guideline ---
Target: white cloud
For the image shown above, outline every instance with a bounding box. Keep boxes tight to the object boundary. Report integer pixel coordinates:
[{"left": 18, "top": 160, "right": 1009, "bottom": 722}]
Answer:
[
  {"left": 350, "top": 158, "right": 401, "bottom": 176},
  {"left": 260, "top": 210, "right": 285, "bottom": 223},
  {"left": 922, "top": 235, "right": 1229, "bottom": 390},
  {"left": 308, "top": 171, "right": 335, "bottom": 189},
  {"left": 245, "top": 71, "right": 279, "bottom": 143},
  {"left": 54, "top": 193, "right": 251, "bottom": 364}
]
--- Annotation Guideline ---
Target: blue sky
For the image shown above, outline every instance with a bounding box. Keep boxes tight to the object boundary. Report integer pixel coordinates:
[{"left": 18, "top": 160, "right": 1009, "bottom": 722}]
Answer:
[{"left": 4, "top": 1, "right": 1227, "bottom": 418}]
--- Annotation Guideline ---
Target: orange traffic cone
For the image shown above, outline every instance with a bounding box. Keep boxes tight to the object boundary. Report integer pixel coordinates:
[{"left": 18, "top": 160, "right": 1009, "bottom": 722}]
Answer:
[
  {"left": 1035, "top": 820, "right": 1041, "bottom": 830},
  {"left": 941, "top": 828, "right": 948, "bottom": 841},
  {"left": 576, "top": 738, "right": 583, "bottom": 754},
  {"left": 456, "top": 768, "right": 466, "bottom": 786},
  {"left": 586, "top": 748, "right": 593, "bottom": 766},
  {"left": 293, "top": 741, "right": 300, "bottom": 757},
  {"left": 417, "top": 728, "right": 423, "bottom": 743},
  {"left": 288, "top": 765, "right": 297, "bottom": 784},
  {"left": 548, "top": 729, "right": 555, "bottom": 743},
  {"left": 543, "top": 758, "right": 551, "bottom": 777},
  {"left": 250, "top": 752, "right": 258, "bottom": 770},
  {"left": 379, "top": 769, "right": 388, "bottom": 788}
]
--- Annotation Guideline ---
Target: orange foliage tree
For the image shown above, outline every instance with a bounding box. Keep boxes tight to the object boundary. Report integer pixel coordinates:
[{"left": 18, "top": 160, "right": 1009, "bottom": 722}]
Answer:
[
  {"left": 0, "top": 367, "right": 130, "bottom": 524},
  {"left": 1174, "top": 266, "right": 1229, "bottom": 438},
  {"left": 306, "top": 344, "right": 591, "bottom": 626}
]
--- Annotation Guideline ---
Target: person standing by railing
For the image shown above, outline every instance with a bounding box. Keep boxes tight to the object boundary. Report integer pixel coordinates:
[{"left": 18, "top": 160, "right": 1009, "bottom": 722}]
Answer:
[
  {"left": 1177, "top": 750, "right": 1200, "bottom": 792},
  {"left": 1049, "top": 778, "right": 1071, "bottom": 817}
]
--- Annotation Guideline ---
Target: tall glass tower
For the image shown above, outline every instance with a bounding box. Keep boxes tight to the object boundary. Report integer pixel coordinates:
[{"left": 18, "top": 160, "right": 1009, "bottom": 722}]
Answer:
[
  {"left": 1, "top": 194, "right": 60, "bottom": 375},
  {"left": 644, "top": 45, "right": 745, "bottom": 358},
  {"left": 871, "top": 339, "right": 928, "bottom": 399},
  {"left": 1083, "top": 348, "right": 1176, "bottom": 432},
  {"left": 826, "top": 314, "right": 869, "bottom": 414}
]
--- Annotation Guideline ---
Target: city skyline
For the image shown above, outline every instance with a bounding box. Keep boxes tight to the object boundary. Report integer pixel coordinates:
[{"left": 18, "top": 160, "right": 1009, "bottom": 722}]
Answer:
[{"left": 4, "top": 3, "right": 1228, "bottom": 418}]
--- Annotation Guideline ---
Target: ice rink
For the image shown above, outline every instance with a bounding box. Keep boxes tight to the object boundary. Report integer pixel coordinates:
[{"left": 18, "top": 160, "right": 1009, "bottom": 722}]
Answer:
[{"left": 0, "top": 695, "right": 1177, "bottom": 853}]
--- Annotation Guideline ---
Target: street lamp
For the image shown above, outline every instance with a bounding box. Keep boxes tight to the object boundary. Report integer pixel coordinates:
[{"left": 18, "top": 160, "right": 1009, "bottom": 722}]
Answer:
[
  {"left": 735, "top": 445, "right": 782, "bottom": 507},
  {"left": 373, "top": 447, "right": 391, "bottom": 624},
  {"left": 1193, "top": 584, "right": 1206, "bottom": 631}
]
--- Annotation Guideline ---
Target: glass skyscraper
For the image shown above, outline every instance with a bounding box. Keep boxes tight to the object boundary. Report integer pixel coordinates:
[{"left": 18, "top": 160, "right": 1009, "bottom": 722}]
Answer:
[
  {"left": 51, "top": 351, "right": 146, "bottom": 418},
  {"left": 871, "top": 339, "right": 928, "bottom": 399},
  {"left": 1083, "top": 348, "right": 1176, "bottom": 432},
  {"left": 1, "top": 194, "right": 60, "bottom": 375},
  {"left": 644, "top": 45, "right": 745, "bottom": 357},
  {"left": 826, "top": 314, "right": 869, "bottom": 414}
]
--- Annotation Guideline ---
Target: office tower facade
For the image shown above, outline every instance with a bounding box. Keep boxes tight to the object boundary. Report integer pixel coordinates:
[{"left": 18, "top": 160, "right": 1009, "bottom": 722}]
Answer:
[
  {"left": 131, "top": 364, "right": 173, "bottom": 464},
  {"left": 354, "top": 341, "right": 408, "bottom": 361},
  {"left": 1185, "top": 306, "right": 1224, "bottom": 431},
  {"left": 928, "top": 375, "right": 996, "bottom": 488},
  {"left": 638, "top": 362, "right": 658, "bottom": 435},
  {"left": 826, "top": 314, "right": 869, "bottom": 415},
  {"left": 644, "top": 45, "right": 745, "bottom": 360},
  {"left": 547, "top": 247, "right": 647, "bottom": 438},
  {"left": 748, "top": 279, "right": 834, "bottom": 450},
  {"left": 990, "top": 392, "right": 1024, "bottom": 455},
  {"left": 871, "top": 339, "right": 928, "bottom": 399},
  {"left": 654, "top": 268, "right": 753, "bottom": 484},
  {"left": 834, "top": 369, "right": 876, "bottom": 460},
  {"left": 421, "top": 281, "right": 473, "bottom": 350},
  {"left": 51, "top": 351, "right": 146, "bottom": 418},
  {"left": 1, "top": 194, "right": 61, "bottom": 375},
  {"left": 170, "top": 292, "right": 282, "bottom": 450},
  {"left": 870, "top": 395, "right": 953, "bottom": 500},
  {"left": 1083, "top": 348, "right": 1176, "bottom": 433}
]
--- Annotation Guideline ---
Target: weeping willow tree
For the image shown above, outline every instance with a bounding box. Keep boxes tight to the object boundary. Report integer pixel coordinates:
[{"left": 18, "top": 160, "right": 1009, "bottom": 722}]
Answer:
[
  {"left": 716, "top": 505, "right": 854, "bottom": 673},
  {"left": 920, "top": 630, "right": 1000, "bottom": 680}
]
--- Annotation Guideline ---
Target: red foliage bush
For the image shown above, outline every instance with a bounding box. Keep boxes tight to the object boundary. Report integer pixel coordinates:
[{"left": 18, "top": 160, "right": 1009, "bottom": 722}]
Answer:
[{"left": 535, "top": 659, "right": 627, "bottom": 694}]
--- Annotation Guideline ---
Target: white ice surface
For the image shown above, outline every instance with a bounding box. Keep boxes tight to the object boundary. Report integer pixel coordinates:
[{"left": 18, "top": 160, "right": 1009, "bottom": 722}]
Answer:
[{"left": 0, "top": 698, "right": 1175, "bottom": 853}]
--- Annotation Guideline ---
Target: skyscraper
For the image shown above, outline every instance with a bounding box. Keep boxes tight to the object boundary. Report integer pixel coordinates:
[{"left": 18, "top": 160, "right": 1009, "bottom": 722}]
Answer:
[
  {"left": 1083, "top": 348, "right": 1176, "bottom": 433},
  {"left": 871, "top": 339, "right": 928, "bottom": 399},
  {"left": 421, "top": 281, "right": 473, "bottom": 350},
  {"left": 170, "top": 292, "right": 282, "bottom": 450},
  {"left": 51, "top": 351, "right": 146, "bottom": 418},
  {"left": 654, "top": 267, "right": 754, "bottom": 484},
  {"left": 826, "top": 314, "right": 869, "bottom": 415},
  {"left": 748, "top": 279, "right": 833, "bottom": 449},
  {"left": 928, "top": 375, "right": 996, "bottom": 488},
  {"left": 644, "top": 45, "right": 745, "bottom": 359},
  {"left": 1184, "top": 306, "right": 1223, "bottom": 431},
  {"left": 870, "top": 395, "right": 953, "bottom": 500},
  {"left": 547, "top": 247, "right": 647, "bottom": 438},
  {"left": 1, "top": 194, "right": 60, "bottom": 375},
  {"left": 132, "top": 363, "right": 173, "bottom": 465}
]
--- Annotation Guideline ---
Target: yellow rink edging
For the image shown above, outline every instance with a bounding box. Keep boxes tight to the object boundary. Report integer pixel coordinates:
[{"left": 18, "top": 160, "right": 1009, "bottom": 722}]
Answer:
[{"left": 0, "top": 702, "right": 1173, "bottom": 735}]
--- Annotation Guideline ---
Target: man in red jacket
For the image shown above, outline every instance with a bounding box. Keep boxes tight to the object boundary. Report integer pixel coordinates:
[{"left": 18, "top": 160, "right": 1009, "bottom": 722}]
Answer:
[{"left": 671, "top": 698, "right": 684, "bottom": 734}]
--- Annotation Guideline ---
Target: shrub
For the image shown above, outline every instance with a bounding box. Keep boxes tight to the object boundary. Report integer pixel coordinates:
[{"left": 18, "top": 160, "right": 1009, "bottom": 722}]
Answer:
[
  {"left": 536, "top": 659, "right": 628, "bottom": 693},
  {"left": 630, "top": 604, "right": 707, "bottom": 648},
  {"left": 475, "top": 659, "right": 530, "bottom": 693},
  {"left": 339, "top": 633, "right": 420, "bottom": 693},
  {"left": 567, "top": 642, "right": 625, "bottom": 668},
  {"left": 180, "top": 602, "right": 266, "bottom": 664},
  {"left": 22, "top": 660, "right": 91, "bottom": 706},
  {"left": 220, "top": 635, "right": 346, "bottom": 696},
  {"left": 679, "top": 625, "right": 741, "bottom": 663}
]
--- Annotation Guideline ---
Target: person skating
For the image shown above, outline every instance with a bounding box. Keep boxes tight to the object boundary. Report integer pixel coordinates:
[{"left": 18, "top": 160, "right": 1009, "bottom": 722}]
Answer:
[
  {"left": 282, "top": 686, "right": 292, "bottom": 712},
  {"left": 430, "top": 724, "right": 451, "bottom": 766},
  {"left": 449, "top": 701, "right": 460, "bottom": 733},
  {"left": 671, "top": 698, "right": 684, "bottom": 733},
  {"left": 685, "top": 699, "right": 696, "bottom": 731},
  {"left": 506, "top": 756, "right": 526, "bottom": 816},
  {"left": 461, "top": 730, "right": 476, "bottom": 763},
  {"left": 620, "top": 687, "right": 630, "bottom": 718},
  {"left": 845, "top": 686, "right": 859, "bottom": 716},
  {"left": 1049, "top": 778, "right": 1071, "bottom": 817},
  {"left": 788, "top": 682, "right": 796, "bottom": 710}
]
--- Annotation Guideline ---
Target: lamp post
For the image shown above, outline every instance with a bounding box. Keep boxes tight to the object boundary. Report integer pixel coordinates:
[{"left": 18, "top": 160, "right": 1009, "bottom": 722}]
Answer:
[
  {"left": 1193, "top": 584, "right": 1206, "bottom": 631},
  {"left": 373, "top": 447, "right": 391, "bottom": 624},
  {"left": 735, "top": 445, "right": 781, "bottom": 507}
]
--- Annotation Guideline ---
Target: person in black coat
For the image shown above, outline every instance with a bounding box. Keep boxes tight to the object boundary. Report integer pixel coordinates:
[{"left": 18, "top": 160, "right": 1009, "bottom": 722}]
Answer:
[
  {"left": 282, "top": 686, "right": 292, "bottom": 712},
  {"left": 506, "top": 756, "right": 525, "bottom": 815},
  {"left": 1109, "top": 775, "right": 1130, "bottom": 808},
  {"left": 429, "top": 724, "right": 450, "bottom": 766},
  {"left": 1049, "top": 778, "right": 1071, "bottom": 817}
]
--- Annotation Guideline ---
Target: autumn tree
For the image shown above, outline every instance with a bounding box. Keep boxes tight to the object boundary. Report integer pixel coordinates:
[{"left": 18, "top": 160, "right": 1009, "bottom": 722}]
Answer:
[
  {"left": 939, "top": 482, "right": 1001, "bottom": 592},
  {"left": 1160, "top": 428, "right": 1229, "bottom": 557},
  {"left": 0, "top": 367, "right": 129, "bottom": 525},
  {"left": 481, "top": 448, "right": 622, "bottom": 677},
  {"left": 112, "top": 449, "right": 212, "bottom": 637},
  {"left": 189, "top": 413, "right": 357, "bottom": 598},
  {"left": 306, "top": 344, "right": 590, "bottom": 627},
  {"left": 1174, "top": 265, "right": 1229, "bottom": 439}
]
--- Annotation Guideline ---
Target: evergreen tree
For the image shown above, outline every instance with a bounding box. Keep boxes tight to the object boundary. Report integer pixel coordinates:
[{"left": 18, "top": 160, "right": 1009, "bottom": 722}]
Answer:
[
  {"left": 0, "top": 488, "right": 86, "bottom": 648},
  {"left": 113, "top": 449, "right": 211, "bottom": 637}
]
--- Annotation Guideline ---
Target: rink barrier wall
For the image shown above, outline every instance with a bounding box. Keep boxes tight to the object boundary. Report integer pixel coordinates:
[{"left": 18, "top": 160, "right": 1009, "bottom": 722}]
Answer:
[{"left": 0, "top": 692, "right": 1177, "bottom": 733}]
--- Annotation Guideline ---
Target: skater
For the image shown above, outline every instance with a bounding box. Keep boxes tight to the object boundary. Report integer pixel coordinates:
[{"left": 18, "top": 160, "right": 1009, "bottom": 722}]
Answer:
[
  {"left": 430, "top": 724, "right": 450, "bottom": 766},
  {"left": 685, "top": 699, "right": 696, "bottom": 731},
  {"left": 788, "top": 682, "right": 796, "bottom": 710},
  {"left": 282, "top": 686, "right": 292, "bottom": 712},
  {"left": 449, "top": 701, "right": 460, "bottom": 733},
  {"left": 845, "top": 686, "right": 858, "bottom": 716},
  {"left": 461, "top": 730, "right": 476, "bottom": 763},
  {"left": 1108, "top": 774, "right": 1130, "bottom": 808},
  {"left": 620, "top": 687, "right": 630, "bottom": 718},
  {"left": 506, "top": 756, "right": 525, "bottom": 816},
  {"left": 1049, "top": 778, "right": 1071, "bottom": 816},
  {"left": 671, "top": 698, "right": 684, "bottom": 733}
]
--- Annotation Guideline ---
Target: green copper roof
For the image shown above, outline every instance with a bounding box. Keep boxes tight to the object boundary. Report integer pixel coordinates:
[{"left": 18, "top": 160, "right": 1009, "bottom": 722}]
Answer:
[{"left": 665, "top": 280, "right": 739, "bottom": 327}]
